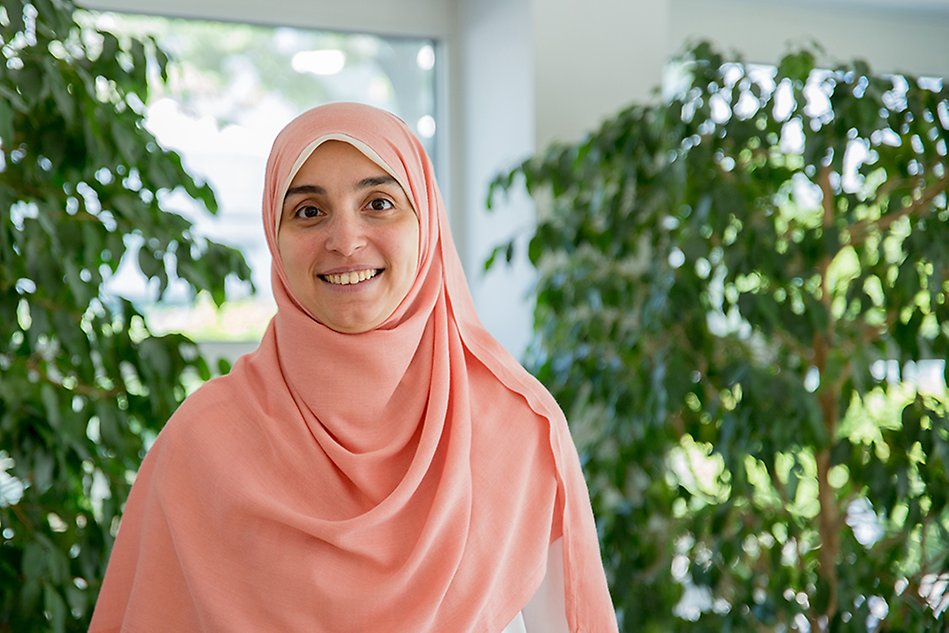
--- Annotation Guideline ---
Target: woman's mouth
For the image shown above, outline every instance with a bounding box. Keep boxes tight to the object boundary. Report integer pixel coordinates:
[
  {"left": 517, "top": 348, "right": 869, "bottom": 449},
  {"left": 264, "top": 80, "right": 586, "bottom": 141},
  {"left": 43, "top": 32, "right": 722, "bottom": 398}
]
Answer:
[{"left": 319, "top": 269, "right": 381, "bottom": 285}]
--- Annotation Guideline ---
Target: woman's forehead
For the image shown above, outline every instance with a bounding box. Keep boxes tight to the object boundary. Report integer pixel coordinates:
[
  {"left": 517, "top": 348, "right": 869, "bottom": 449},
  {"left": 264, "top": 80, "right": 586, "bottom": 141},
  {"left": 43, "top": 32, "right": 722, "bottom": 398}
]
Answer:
[{"left": 289, "top": 140, "right": 394, "bottom": 186}]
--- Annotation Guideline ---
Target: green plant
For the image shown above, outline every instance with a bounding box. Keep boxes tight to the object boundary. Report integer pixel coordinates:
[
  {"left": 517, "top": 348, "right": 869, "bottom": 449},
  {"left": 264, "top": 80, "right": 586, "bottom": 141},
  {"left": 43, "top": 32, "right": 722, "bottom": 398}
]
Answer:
[
  {"left": 0, "top": 1, "right": 251, "bottom": 630},
  {"left": 489, "top": 42, "right": 949, "bottom": 631}
]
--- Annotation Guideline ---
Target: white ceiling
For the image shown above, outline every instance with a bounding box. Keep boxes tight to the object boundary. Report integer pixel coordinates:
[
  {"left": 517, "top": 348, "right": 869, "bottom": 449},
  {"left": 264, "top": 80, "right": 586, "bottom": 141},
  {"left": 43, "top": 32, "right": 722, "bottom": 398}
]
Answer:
[{"left": 765, "top": 0, "right": 949, "bottom": 14}]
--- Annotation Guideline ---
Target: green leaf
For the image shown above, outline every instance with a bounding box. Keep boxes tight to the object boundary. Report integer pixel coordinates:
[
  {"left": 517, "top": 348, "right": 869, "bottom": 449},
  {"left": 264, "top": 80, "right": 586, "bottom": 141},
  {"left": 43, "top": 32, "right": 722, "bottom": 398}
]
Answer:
[
  {"left": 483, "top": 243, "right": 504, "bottom": 272},
  {"left": 99, "top": 31, "right": 120, "bottom": 64},
  {"left": 40, "top": 383, "right": 61, "bottom": 430},
  {"left": 16, "top": 64, "right": 46, "bottom": 106},
  {"left": 0, "top": 98, "right": 14, "bottom": 143},
  {"left": 22, "top": 543, "right": 46, "bottom": 581},
  {"left": 778, "top": 49, "right": 816, "bottom": 85},
  {"left": 44, "top": 58, "right": 75, "bottom": 126},
  {"left": 4, "top": 1, "right": 25, "bottom": 33},
  {"left": 43, "top": 584, "right": 67, "bottom": 633},
  {"left": 32, "top": 449, "right": 55, "bottom": 493}
]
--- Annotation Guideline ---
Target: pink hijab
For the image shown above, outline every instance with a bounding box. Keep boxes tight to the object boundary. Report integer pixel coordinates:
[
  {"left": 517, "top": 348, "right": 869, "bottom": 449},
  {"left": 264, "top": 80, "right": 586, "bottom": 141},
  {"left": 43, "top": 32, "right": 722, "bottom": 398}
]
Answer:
[{"left": 90, "top": 102, "right": 617, "bottom": 632}]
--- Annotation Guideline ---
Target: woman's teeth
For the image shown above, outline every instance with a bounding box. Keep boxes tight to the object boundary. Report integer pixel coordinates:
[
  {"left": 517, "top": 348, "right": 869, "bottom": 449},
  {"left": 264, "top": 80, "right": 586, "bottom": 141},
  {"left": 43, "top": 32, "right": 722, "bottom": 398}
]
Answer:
[{"left": 322, "top": 269, "right": 379, "bottom": 285}]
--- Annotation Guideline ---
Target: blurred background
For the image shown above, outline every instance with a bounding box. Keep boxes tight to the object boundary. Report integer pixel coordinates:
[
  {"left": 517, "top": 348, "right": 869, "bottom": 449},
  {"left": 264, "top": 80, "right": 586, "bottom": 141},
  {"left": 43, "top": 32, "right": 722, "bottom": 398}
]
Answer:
[{"left": 1, "top": 0, "right": 948, "bottom": 631}]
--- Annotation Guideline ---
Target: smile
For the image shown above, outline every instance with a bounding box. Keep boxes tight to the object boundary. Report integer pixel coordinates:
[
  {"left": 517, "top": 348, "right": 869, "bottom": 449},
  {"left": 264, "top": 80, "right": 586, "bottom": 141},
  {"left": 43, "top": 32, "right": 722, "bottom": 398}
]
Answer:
[{"left": 320, "top": 269, "right": 381, "bottom": 285}]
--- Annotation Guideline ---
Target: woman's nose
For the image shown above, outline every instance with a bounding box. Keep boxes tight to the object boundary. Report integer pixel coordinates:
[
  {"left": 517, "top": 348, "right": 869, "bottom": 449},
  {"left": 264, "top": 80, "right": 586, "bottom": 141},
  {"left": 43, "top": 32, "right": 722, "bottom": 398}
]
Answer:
[{"left": 324, "top": 212, "right": 367, "bottom": 256}]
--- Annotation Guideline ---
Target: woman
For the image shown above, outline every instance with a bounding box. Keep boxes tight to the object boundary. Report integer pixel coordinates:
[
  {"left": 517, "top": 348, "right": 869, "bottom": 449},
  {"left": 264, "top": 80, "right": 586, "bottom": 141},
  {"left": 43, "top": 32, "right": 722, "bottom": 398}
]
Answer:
[{"left": 90, "top": 102, "right": 618, "bottom": 632}]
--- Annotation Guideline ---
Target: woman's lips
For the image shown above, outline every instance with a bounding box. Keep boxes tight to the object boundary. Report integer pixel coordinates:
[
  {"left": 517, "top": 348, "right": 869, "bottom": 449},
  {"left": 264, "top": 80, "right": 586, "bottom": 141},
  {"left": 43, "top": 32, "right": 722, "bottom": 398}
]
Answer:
[{"left": 319, "top": 268, "right": 382, "bottom": 285}]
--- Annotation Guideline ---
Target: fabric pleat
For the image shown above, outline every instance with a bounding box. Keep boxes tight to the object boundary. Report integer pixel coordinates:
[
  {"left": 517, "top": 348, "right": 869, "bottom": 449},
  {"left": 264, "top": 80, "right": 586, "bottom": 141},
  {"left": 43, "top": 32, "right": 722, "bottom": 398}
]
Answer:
[{"left": 90, "top": 102, "right": 617, "bottom": 632}]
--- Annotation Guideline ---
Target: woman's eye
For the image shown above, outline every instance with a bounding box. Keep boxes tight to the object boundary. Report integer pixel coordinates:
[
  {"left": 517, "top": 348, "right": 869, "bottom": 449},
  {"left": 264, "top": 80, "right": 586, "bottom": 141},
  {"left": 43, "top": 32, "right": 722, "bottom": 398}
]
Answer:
[
  {"left": 295, "top": 205, "right": 321, "bottom": 219},
  {"left": 367, "top": 198, "right": 394, "bottom": 212}
]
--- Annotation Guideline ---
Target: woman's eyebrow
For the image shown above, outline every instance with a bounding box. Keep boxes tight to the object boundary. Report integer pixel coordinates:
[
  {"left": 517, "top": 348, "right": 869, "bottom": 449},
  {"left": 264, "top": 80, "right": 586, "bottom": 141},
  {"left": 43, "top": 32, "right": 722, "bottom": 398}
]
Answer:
[
  {"left": 355, "top": 175, "right": 399, "bottom": 190},
  {"left": 284, "top": 184, "right": 325, "bottom": 200}
]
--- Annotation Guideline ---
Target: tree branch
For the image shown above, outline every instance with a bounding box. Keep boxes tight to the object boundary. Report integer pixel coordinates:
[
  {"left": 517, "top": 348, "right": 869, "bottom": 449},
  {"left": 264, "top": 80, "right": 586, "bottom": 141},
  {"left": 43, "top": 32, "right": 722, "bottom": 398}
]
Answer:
[
  {"left": 809, "top": 163, "right": 843, "bottom": 625},
  {"left": 849, "top": 173, "right": 949, "bottom": 246},
  {"left": 1, "top": 352, "right": 124, "bottom": 400}
]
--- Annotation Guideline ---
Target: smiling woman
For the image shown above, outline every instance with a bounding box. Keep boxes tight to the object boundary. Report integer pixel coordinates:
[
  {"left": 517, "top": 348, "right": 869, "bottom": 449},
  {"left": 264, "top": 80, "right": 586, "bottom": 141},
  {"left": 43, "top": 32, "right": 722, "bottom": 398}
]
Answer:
[
  {"left": 89, "top": 102, "right": 619, "bottom": 632},
  {"left": 278, "top": 141, "right": 420, "bottom": 333}
]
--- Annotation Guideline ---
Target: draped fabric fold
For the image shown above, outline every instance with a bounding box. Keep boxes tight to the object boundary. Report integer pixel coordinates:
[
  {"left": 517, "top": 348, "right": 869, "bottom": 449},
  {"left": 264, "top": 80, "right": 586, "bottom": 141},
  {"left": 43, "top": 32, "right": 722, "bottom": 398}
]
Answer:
[{"left": 90, "top": 102, "right": 617, "bottom": 632}]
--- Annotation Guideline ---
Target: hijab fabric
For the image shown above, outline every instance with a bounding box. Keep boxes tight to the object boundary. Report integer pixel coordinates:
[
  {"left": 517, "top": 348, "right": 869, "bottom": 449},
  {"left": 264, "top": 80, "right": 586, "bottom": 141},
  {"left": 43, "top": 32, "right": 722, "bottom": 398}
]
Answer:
[{"left": 90, "top": 102, "right": 617, "bottom": 632}]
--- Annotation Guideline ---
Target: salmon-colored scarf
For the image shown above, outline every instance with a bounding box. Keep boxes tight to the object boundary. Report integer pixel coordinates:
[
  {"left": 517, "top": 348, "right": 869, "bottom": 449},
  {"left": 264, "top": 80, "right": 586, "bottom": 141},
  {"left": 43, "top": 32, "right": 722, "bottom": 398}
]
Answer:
[{"left": 90, "top": 103, "right": 617, "bottom": 632}]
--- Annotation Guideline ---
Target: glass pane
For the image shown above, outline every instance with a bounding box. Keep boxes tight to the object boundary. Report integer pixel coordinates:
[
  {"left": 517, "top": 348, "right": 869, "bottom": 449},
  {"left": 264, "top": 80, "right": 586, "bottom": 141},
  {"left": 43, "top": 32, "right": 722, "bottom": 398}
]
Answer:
[{"left": 84, "top": 11, "right": 438, "bottom": 342}]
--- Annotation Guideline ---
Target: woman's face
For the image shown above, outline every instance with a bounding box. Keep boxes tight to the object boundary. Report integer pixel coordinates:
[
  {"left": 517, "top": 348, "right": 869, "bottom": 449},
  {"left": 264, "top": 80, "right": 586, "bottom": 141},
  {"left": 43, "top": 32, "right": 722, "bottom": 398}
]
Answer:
[{"left": 277, "top": 140, "right": 420, "bottom": 333}]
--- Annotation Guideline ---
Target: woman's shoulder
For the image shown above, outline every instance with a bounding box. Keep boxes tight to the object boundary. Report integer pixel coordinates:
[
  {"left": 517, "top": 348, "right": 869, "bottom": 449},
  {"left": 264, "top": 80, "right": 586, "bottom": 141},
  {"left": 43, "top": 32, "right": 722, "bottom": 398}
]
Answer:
[
  {"left": 171, "top": 372, "right": 240, "bottom": 419},
  {"left": 157, "top": 372, "right": 251, "bottom": 450}
]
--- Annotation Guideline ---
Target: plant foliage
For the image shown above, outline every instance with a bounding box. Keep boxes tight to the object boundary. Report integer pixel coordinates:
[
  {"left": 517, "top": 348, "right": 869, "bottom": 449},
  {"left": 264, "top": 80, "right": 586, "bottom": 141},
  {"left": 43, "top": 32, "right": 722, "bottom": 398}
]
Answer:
[
  {"left": 489, "top": 41, "right": 949, "bottom": 631},
  {"left": 0, "top": 1, "right": 251, "bottom": 630}
]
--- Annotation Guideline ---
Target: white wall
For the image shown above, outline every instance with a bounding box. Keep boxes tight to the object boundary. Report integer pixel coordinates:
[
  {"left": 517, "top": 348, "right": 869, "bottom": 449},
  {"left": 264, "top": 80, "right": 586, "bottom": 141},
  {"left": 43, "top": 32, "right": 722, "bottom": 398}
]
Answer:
[
  {"left": 83, "top": 0, "right": 453, "bottom": 37},
  {"left": 454, "top": 0, "right": 536, "bottom": 355},
  {"left": 529, "top": 0, "right": 672, "bottom": 148},
  {"left": 671, "top": 0, "right": 949, "bottom": 79}
]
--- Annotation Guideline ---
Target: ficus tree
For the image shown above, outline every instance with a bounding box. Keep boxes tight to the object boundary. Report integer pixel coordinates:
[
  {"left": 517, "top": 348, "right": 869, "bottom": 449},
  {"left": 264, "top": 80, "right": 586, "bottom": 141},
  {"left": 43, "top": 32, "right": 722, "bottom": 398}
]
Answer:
[
  {"left": 0, "top": 0, "right": 251, "bottom": 630},
  {"left": 489, "top": 42, "right": 949, "bottom": 631}
]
